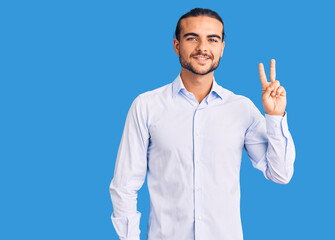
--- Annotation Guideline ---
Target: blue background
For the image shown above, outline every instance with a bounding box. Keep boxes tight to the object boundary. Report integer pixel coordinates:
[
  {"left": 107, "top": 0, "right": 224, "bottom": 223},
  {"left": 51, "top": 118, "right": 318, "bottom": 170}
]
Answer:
[{"left": 1, "top": 0, "right": 334, "bottom": 239}]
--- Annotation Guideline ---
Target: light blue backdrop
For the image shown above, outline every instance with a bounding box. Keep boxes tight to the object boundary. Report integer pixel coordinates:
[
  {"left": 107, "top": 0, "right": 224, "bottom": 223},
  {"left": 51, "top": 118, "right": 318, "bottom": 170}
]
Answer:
[{"left": 1, "top": 0, "right": 334, "bottom": 239}]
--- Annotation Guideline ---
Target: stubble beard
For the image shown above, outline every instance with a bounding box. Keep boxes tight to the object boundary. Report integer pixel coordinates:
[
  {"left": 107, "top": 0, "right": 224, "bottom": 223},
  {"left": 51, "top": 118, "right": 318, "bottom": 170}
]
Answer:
[{"left": 179, "top": 52, "right": 221, "bottom": 76}]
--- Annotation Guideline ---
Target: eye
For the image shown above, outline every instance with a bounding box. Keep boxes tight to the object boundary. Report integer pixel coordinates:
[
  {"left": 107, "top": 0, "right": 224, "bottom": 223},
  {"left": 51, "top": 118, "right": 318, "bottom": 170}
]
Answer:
[
  {"left": 186, "top": 37, "right": 196, "bottom": 41},
  {"left": 209, "top": 39, "right": 219, "bottom": 43}
]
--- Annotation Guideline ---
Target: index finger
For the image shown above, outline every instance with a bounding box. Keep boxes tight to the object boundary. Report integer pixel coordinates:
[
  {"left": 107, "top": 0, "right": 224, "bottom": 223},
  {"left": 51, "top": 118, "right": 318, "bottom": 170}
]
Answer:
[
  {"left": 258, "top": 63, "right": 268, "bottom": 87},
  {"left": 270, "top": 59, "right": 276, "bottom": 82}
]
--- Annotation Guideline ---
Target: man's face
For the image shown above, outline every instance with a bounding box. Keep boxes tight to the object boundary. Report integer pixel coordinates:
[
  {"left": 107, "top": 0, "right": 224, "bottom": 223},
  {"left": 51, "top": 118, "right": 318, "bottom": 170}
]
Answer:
[{"left": 173, "top": 16, "right": 225, "bottom": 76}]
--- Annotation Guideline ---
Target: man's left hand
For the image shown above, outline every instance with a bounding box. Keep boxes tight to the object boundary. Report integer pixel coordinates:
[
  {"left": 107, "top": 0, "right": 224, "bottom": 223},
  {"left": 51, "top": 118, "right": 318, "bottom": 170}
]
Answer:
[{"left": 258, "top": 59, "right": 286, "bottom": 116}]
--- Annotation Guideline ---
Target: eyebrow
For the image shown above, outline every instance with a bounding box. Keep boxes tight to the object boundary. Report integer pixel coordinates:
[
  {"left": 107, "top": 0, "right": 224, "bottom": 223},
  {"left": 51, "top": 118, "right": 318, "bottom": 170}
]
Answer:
[
  {"left": 207, "top": 34, "right": 221, "bottom": 40},
  {"left": 183, "top": 32, "right": 222, "bottom": 40}
]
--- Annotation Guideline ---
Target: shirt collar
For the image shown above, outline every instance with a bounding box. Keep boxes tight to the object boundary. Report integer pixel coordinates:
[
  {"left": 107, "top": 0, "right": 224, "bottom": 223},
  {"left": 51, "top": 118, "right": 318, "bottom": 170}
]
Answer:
[{"left": 172, "top": 73, "right": 225, "bottom": 102}]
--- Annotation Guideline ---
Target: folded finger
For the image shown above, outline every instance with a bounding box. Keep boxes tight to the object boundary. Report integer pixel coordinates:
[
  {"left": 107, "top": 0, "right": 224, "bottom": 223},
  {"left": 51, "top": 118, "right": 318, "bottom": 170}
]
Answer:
[
  {"left": 263, "top": 84, "right": 274, "bottom": 100},
  {"left": 270, "top": 80, "right": 280, "bottom": 96},
  {"left": 276, "top": 86, "right": 286, "bottom": 96}
]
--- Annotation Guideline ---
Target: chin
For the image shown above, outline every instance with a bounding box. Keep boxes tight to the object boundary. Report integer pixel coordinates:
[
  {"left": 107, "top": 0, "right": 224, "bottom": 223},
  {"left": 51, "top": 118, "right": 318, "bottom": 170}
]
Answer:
[
  {"left": 194, "top": 68, "right": 212, "bottom": 74},
  {"left": 193, "top": 70, "right": 213, "bottom": 76}
]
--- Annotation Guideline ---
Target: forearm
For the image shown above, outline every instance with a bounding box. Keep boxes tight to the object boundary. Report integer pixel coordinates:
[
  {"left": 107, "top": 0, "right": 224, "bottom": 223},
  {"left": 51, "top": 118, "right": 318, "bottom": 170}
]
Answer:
[
  {"left": 109, "top": 144, "right": 146, "bottom": 240},
  {"left": 264, "top": 112, "right": 296, "bottom": 184},
  {"left": 110, "top": 181, "right": 142, "bottom": 240},
  {"left": 110, "top": 181, "right": 140, "bottom": 217}
]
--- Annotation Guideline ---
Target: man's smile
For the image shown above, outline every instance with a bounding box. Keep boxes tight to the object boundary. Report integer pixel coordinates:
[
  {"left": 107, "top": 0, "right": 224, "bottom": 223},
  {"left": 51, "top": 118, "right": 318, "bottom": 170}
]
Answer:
[{"left": 192, "top": 55, "right": 211, "bottom": 63}]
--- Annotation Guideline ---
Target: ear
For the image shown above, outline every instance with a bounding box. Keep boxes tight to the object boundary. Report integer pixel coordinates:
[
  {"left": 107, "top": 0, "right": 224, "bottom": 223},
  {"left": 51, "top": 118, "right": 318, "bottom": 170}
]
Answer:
[
  {"left": 220, "top": 41, "right": 225, "bottom": 57},
  {"left": 173, "top": 38, "right": 180, "bottom": 56}
]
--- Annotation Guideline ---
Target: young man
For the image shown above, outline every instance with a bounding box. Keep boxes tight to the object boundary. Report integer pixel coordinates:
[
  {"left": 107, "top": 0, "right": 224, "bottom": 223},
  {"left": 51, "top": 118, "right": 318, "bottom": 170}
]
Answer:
[{"left": 109, "top": 8, "right": 295, "bottom": 240}]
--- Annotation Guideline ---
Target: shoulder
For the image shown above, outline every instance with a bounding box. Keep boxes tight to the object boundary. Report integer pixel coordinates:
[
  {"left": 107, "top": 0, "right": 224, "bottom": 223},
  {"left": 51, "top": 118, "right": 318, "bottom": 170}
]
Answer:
[
  {"left": 130, "top": 82, "right": 172, "bottom": 110},
  {"left": 134, "top": 81, "right": 172, "bottom": 106},
  {"left": 220, "top": 88, "right": 263, "bottom": 127},
  {"left": 219, "top": 86, "right": 253, "bottom": 106},
  {"left": 139, "top": 82, "right": 171, "bottom": 99},
  {"left": 217, "top": 86, "right": 260, "bottom": 123}
]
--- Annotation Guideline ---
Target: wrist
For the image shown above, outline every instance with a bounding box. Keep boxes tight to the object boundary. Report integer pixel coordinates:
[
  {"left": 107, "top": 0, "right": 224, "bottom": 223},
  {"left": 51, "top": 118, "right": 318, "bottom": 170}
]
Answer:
[{"left": 265, "top": 111, "right": 285, "bottom": 117}]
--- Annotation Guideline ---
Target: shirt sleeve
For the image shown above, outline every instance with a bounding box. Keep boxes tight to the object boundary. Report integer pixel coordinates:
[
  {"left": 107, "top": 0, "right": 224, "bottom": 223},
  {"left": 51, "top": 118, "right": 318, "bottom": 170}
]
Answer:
[
  {"left": 109, "top": 94, "right": 149, "bottom": 239},
  {"left": 244, "top": 99, "right": 296, "bottom": 184}
]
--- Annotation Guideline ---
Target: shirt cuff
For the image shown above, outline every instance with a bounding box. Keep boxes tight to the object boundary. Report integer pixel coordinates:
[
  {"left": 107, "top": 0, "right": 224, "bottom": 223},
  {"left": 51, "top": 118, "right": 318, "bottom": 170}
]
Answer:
[
  {"left": 111, "top": 211, "right": 141, "bottom": 240},
  {"left": 265, "top": 111, "right": 288, "bottom": 136}
]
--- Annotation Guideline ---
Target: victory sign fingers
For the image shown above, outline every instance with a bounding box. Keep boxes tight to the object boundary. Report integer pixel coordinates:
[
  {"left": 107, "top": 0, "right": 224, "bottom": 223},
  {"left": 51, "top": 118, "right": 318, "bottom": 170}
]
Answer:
[{"left": 258, "top": 58, "right": 287, "bottom": 116}]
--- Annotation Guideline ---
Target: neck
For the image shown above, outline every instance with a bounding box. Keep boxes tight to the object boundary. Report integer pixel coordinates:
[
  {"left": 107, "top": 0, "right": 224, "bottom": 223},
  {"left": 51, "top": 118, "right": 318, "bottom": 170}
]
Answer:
[{"left": 180, "top": 68, "right": 214, "bottom": 104}]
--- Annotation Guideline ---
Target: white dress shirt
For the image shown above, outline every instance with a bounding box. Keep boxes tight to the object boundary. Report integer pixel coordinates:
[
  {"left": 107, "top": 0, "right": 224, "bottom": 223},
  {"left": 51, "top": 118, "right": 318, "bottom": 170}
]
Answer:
[{"left": 109, "top": 74, "right": 296, "bottom": 240}]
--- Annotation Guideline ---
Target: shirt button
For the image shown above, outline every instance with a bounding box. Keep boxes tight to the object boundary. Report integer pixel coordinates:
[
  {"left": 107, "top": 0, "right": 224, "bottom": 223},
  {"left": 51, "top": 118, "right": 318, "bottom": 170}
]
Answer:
[
  {"left": 198, "top": 216, "right": 202, "bottom": 220},
  {"left": 275, "top": 123, "right": 278, "bottom": 127},
  {"left": 196, "top": 132, "right": 199, "bottom": 136},
  {"left": 197, "top": 160, "right": 200, "bottom": 164},
  {"left": 196, "top": 187, "right": 201, "bottom": 191}
]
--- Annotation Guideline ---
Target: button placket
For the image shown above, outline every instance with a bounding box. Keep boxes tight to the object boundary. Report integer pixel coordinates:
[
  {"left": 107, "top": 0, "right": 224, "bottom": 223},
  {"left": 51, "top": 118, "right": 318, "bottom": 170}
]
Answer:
[{"left": 193, "top": 107, "right": 203, "bottom": 237}]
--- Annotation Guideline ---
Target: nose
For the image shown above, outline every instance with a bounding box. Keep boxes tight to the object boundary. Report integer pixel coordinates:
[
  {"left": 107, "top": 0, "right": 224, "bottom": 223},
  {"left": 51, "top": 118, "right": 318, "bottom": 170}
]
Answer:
[{"left": 195, "top": 39, "right": 209, "bottom": 53}]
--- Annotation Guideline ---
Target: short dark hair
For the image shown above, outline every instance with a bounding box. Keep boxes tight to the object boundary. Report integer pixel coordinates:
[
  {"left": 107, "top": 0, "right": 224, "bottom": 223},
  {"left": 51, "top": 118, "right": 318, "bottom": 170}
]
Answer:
[{"left": 174, "top": 8, "right": 225, "bottom": 42}]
